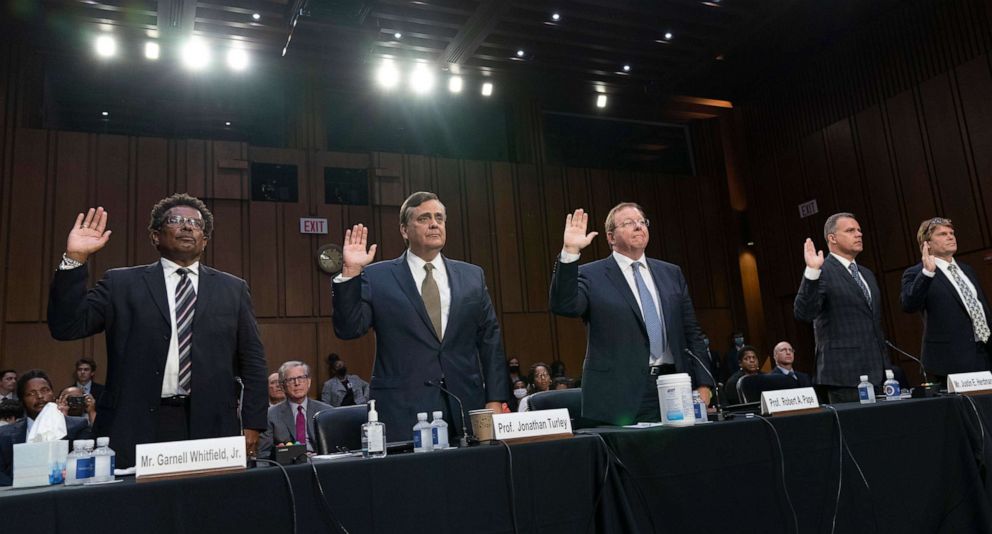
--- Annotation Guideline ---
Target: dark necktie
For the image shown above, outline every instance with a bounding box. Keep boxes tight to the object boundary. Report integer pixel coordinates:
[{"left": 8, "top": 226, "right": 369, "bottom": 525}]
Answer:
[
  {"left": 295, "top": 405, "right": 306, "bottom": 444},
  {"left": 848, "top": 263, "right": 871, "bottom": 304},
  {"left": 422, "top": 263, "right": 443, "bottom": 339},
  {"left": 632, "top": 262, "right": 666, "bottom": 361},
  {"left": 948, "top": 264, "right": 991, "bottom": 342},
  {"left": 175, "top": 268, "right": 195, "bottom": 393}
]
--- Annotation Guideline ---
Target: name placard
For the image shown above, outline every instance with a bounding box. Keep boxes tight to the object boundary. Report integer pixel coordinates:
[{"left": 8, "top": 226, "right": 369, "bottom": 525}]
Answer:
[
  {"left": 135, "top": 435, "right": 246, "bottom": 480},
  {"left": 947, "top": 371, "right": 992, "bottom": 394},
  {"left": 760, "top": 387, "right": 819, "bottom": 415},
  {"left": 492, "top": 409, "right": 573, "bottom": 441}
]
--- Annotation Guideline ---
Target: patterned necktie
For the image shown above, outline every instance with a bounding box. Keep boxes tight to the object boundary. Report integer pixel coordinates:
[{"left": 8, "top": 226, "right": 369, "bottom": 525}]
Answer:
[
  {"left": 295, "top": 405, "right": 306, "bottom": 444},
  {"left": 947, "top": 264, "right": 991, "bottom": 342},
  {"left": 848, "top": 263, "right": 871, "bottom": 304},
  {"left": 422, "top": 263, "right": 443, "bottom": 339},
  {"left": 175, "top": 268, "right": 195, "bottom": 393},
  {"left": 632, "top": 262, "right": 667, "bottom": 362}
]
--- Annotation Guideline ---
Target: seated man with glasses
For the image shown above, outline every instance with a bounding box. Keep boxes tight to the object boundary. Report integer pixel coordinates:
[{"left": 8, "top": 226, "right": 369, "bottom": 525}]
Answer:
[
  {"left": 47, "top": 193, "right": 268, "bottom": 468},
  {"left": 257, "top": 361, "right": 332, "bottom": 459},
  {"left": 0, "top": 369, "right": 92, "bottom": 486}
]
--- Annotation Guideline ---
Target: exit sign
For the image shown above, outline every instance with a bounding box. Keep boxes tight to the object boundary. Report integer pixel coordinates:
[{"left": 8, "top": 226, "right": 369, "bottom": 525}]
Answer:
[
  {"left": 299, "top": 218, "right": 328, "bottom": 234},
  {"left": 798, "top": 199, "right": 818, "bottom": 219}
]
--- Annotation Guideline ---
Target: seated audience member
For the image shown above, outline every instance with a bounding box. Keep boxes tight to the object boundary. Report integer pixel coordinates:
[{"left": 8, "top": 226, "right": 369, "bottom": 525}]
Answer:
[
  {"left": 57, "top": 386, "right": 97, "bottom": 425},
  {"left": 550, "top": 360, "right": 568, "bottom": 379},
  {"left": 724, "top": 346, "right": 762, "bottom": 405},
  {"left": 72, "top": 358, "right": 104, "bottom": 401},
  {"left": 0, "top": 400, "right": 21, "bottom": 426},
  {"left": 553, "top": 376, "right": 574, "bottom": 390},
  {"left": 0, "top": 370, "right": 92, "bottom": 486},
  {"left": 768, "top": 341, "right": 812, "bottom": 387},
  {"left": 721, "top": 332, "right": 747, "bottom": 382},
  {"left": 518, "top": 362, "right": 552, "bottom": 412},
  {"left": 258, "top": 361, "right": 333, "bottom": 459},
  {"left": 0, "top": 370, "right": 16, "bottom": 400},
  {"left": 268, "top": 372, "right": 285, "bottom": 407},
  {"left": 507, "top": 357, "right": 524, "bottom": 385},
  {"left": 320, "top": 353, "right": 370, "bottom": 407},
  {"left": 508, "top": 379, "right": 528, "bottom": 412}
]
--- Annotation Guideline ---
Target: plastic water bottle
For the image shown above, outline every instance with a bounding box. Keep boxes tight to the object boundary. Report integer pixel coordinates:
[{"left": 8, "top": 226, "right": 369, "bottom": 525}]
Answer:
[
  {"left": 413, "top": 412, "right": 433, "bottom": 452},
  {"left": 361, "top": 400, "right": 387, "bottom": 458},
  {"left": 858, "top": 375, "right": 876, "bottom": 404},
  {"left": 431, "top": 411, "right": 449, "bottom": 449},
  {"left": 692, "top": 391, "right": 708, "bottom": 424},
  {"left": 92, "top": 437, "right": 115, "bottom": 482},
  {"left": 64, "top": 440, "right": 86, "bottom": 486},
  {"left": 883, "top": 370, "right": 901, "bottom": 401}
]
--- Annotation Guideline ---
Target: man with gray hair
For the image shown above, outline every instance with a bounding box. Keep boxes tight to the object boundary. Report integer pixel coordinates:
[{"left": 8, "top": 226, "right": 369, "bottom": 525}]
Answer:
[
  {"left": 257, "top": 361, "right": 332, "bottom": 459},
  {"left": 795, "top": 212, "right": 889, "bottom": 403}
]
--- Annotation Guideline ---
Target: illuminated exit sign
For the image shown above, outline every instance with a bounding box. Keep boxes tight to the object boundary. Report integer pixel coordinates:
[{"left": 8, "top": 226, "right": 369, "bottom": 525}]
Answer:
[{"left": 299, "top": 218, "right": 328, "bottom": 234}]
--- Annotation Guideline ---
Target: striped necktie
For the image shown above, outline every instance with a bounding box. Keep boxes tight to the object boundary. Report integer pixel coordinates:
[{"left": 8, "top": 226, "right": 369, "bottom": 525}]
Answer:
[{"left": 176, "top": 268, "right": 195, "bottom": 393}]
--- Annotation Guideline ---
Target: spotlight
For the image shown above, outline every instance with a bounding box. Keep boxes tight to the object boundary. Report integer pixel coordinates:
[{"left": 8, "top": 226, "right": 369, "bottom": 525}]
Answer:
[
  {"left": 252, "top": 12, "right": 261, "bottom": 21},
  {"left": 225, "top": 121, "right": 231, "bottom": 126},
  {"left": 551, "top": 13, "right": 560, "bottom": 21},
  {"left": 622, "top": 64, "right": 631, "bottom": 72},
  {"left": 101, "top": 111, "right": 109, "bottom": 117},
  {"left": 596, "top": 94, "right": 607, "bottom": 108},
  {"left": 664, "top": 32, "right": 673, "bottom": 40},
  {"left": 144, "top": 41, "right": 160, "bottom": 60},
  {"left": 94, "top": 35, "right": 116, "bottom": 58},
  {"left": 227, "top": 48, "right": 249, "bottom": 71},
  {"left": 409, "top": 64, "right": 435, "bottom": 94},
  {"left": 481, "top": 82, "right": 493, "bottom": 96},
  {"left": 181, "top": 37, "right": 211, "bottom": 70},
  {"left": 516, "top": 49, "right": 525, "bottom": 58},
  {"left": 448, "top": 75, "right": 463, "bottom": 93},
  {"left": 376, "top": 59, "right": 400, "bottom": 89},
  {"left": 394, "top": 32, "right": 402, "bottom": 39}
]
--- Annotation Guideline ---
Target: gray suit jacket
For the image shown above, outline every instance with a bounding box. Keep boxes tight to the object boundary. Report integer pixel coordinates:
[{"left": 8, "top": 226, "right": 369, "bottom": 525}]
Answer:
[
  {"left": 257, "top": 398, "right": 332, "bottom": 459},
  {"left": 794, "top": 254, "right": 889, "bottom": 387}
]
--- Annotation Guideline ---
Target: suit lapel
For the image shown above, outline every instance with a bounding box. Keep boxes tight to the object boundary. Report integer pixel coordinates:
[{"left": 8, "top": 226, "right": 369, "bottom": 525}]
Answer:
[
  {"left": 934, "top": 268, "right": 969, "bottom": 313},
  {"left": 193, "top": 265, "right": 214, "bottom": 331},
  {"left": 646, "top": 259, "right": 674, "bottom": 336},
  {"left": 142, "top": 261, "right": 170, "bottom": 325},
  {"left": 390, "top": 252, "right": 439, "bottom": 341},
  {"left": 827, "top": 255, "right": 872, "bottom": 312},
  {"left": 280, "top": 403, "right": 297, "bottom": 441},
  {"left": 443, "top": 256, "right": 461, "bottom": 346},
  {"left": 604, "top": 257, "right": 647, "bottom": 333}
]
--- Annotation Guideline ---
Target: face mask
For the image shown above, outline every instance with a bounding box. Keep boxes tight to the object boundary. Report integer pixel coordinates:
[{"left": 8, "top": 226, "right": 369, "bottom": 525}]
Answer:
[
  {"left": 509, "top": 365, "right": 520, "bottom": 373},
  {"left": 734, "top": 337, "right": 744, "bottom": 346},
  {"left": 336, "top": 367, "right": 348, "bottom": 378},
  {"left": 513, "top": 388, "right": 528, "bottom": 399}
]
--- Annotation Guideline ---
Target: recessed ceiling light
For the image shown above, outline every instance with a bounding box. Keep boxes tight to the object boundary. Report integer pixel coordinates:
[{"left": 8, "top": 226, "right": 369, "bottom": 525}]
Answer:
[
  {"left": 664, "top": 32, "right": 673, "bottom": 40},
  {"left": 481, "top": 82, "right": 493, "bottom": 97},
  {"left": 144, "top": 41, "right": 160, "bottom": 60},
  {"left": 551, "top": 13, "right": 560, "bottom": 21},
  {"left": 251, "top": 12, "right": 261, "bottom": 21},
  {"left": 516, "top": 49, "right": 525, "bottom": 57},
  {"left": 376, "top": 59, "right": 400, "bottom": 89},
  {"left": 94, "top": 35, "right": 116, "bottom": 58},
  {"left": 409, "top": 64, "right": 435, "bottom": 94},
  {"left": 227, "top": 48, "right": 249, "bottom": 71},
  {"left": 596, "top": 94, "right": 607, "bottom": 108},
  {"left": 180, "top": 37, "right": 211, "bottom": 70},
  {"left": 622, "top": 64, "right": 631, "bottom": 72},
  {"left": 225, "top": 121, "right": 231, "bottom": 126},
  {"left": 101, "top": 111, "right": 109, "bottom": 117},
  {"left": 448, "top": 75, "right": 463, "bottom": 93},
  {"left": 394, "top": 32, "right": 402, "bottom": 39}
]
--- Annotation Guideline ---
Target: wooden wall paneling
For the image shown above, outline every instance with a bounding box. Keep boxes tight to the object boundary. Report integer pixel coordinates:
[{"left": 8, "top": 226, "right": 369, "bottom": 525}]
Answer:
[
  {"left": 405, "top": 154, "right": 432, "bottom": 194},
  {"left": 6, "top": 129, "right": 48, "bottom": 322},
  {"left": 5, "top": 323, "right": 86, "bottom": 389},
  {"left": 435, "top": 158, "right": 465, "bottom": 261},
  {"left": 955, "top": 55, "right": 992, "bottom": 244},
  {"left": 490, "top": 161, "right": 523, "bottom": 313},
  {"left": 675, "top": 177, "right": 709, "bottom": 306},
  {"left": 883, "top": 270, "right": 924, "bottom": 384},
  {"left": 50, "top": 132, "right": 91, "bottom": 315},
  {"left": 317, "top": 318, "right": 375, "bottom": 386},
  {"left": 588, "top": 169, "right": 615, "bottom": 261},
  {"left": 463, "top": 160, "right": 497, "bottom": 300},
  {"left": 774, "top": 146, "right": 809, "bottom": 258},
  {"left": 919, "top": 73, "right": 984, "bottom": 249},
  {"left": 184, "top": 140, "right": 207, "bottom": 200},
  {"left": 611, "top": 169, "right": 637, "bottom": 202},
  {"left": 209, "top": 200, "right": 246, "bottom": 280},
  {"left": 541, "top": 166, "right": 567, "bottom": 265},
  {"left": 799, "top": 130, "right": 836, "bottom": 234},
  {"left": 655, "top": 175, "right": 686, "bottom": 268},
  {"left": 283, "top": 198, "right": 317, "bottom": 317},
  {"left": 371, "top": 152, "right": 404, "bottom": 206},
  {"left": 885, "top": 90, "right": 937, "bottom": 248},
  {"left": 823, "top": 118, "right": 880, "bottom": 272},
  {"left": 258, "top": 321, "right": 318, "bottom": 397},
  {"left": 211, "top": 141, "right": 247, "bottom": 200},
  {"left": 91, "top": 135, "right": 130, "bottom": 287},
  {"left": 501, "top": 312, "right": 555, "bottom": 371},
  {"left": 247, "top": 201, "right": 279, "bottom": 317},
  {"left": 694, "top": 309, "right": 734, "bottom": 353},
  {"left": 515, "top": 164, "right": 550, "bottom": 311},
  {"left": 632, "top": 173, "right": 664, "bottom": 262},
  {"left": 133, "top": 136, "right": 170, "bottom": 267},
  {"left": 554, "top": 315, "right": 587, "bottom": 367},
  {"left": 323, "top": 152, "right": 372, "bottom": 242},
  {"left": 698, "top": 172, "right": 731, "bottom": 308}
]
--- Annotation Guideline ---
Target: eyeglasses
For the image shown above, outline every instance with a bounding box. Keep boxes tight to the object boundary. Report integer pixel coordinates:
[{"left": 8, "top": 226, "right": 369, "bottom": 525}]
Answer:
[
  {"left": 614, "top": 218, "right": 650, "bottom": 230},
  {"left": 925, "top": 217, "right": 952, "bottom": 238},
  {"left": 163, "top": 215, "right": 205, "bottom": 230},
  {"left": 283, "top": 375, "right": 310, "bottom": 386}
]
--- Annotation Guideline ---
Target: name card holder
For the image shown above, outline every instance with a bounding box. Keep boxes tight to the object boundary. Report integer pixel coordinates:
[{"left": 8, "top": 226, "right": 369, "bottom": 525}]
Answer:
[
  {"left": 135, "top": 435, "right": 247, "bottom": 482},
  {"left": 492, "top": 409, "right": 573, "bottom": 443},
  {"left": 947, "top": 371, "right": 992, "bottom": 395},
  {"left": 760, "top": 387, "right": 821, "bottom": 416}
]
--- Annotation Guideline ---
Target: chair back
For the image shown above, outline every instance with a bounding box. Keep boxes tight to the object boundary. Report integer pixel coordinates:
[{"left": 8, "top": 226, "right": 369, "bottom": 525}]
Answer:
[
  {"left": 314, "top": 404, "right": 367, "bottom": 454},
  {"left": 525, "top": 388, "right": 597, "bottom": 430}
]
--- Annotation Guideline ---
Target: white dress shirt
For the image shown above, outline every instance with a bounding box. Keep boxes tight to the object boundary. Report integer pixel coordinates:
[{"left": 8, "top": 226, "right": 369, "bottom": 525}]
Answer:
[{"left": 161, "top": 258, "right": 199, "bottom": 397}]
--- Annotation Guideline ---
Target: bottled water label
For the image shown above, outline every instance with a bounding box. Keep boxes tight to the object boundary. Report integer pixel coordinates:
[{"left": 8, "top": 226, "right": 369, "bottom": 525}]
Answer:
[
  {"left": 76, "top": 457, "right": 95, "bottom": 479},
  {"left": 884, "top": 383, "right": 900, "bottom": 397},
  {"left": 858, "top": 387, "right": 870, "bottom": 401}
]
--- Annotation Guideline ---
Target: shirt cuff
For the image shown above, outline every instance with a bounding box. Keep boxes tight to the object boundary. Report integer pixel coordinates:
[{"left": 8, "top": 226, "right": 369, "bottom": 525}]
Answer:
[
  {"left": 803, "top": 267, "right": 821, "bottom": 280},
  {"left": 922, "top": 268, "right": 936, "bottom": 278},
  {"left": 332, "top": 274, "right": 355, "bottom": 283},
  {"left": 559, "top": 250, "right": 580, "bottom": 263}
]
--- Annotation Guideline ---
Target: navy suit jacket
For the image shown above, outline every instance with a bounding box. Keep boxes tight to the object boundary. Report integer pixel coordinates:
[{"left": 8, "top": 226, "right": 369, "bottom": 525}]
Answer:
[
  {"left": 332, "top": 253, "right": 508, "bottom": 441},
  {"left": 48, "top": 262, "right": 268, "bottom": 468},
  {"left": 901, "top": 261, "right": 992, "bottom": 376},
  {"left": 0, "top": 416, "right": 91, "bottom": 486},
  {"left": 769, "top": 367, "right": 813, "bottom": 388},
  {"left": 549, "top": 255, "right": 712, "bottom": 426},
  {"left": 257, "top": 398, "right": 333, "bottom": 458}
]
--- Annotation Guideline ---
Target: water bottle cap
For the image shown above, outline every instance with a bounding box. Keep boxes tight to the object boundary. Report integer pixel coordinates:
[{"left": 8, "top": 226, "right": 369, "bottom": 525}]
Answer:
[
  {"left": 417, "top": 412, "right": 428, "bottom": 420},
  {"left": 84, "top": 439, "right": 95, "bottom": 449},
  {"left": 73, "top": 440, "right": 85, "bottom": 449},
  {"left": 432, "top": 410, "right": 443, "bottom": 419},
  {"left": 859, "top": 375, "right": 868, "bottom": 381},
  {"left": 885, "top": 369, "right": 894, "bottom": 379},
  {"left": 97, "top": 437, "right": 109, "bottom": 446}
]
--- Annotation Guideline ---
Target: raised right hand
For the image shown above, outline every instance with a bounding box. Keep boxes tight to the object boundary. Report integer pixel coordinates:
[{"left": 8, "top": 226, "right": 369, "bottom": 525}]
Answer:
[
  {"left": 921, "top": 241, "right": 936, "bottom": 272},
  {"left": 562, "top": 209, "right": 599, "bottom": 255},
  {"left": 803, "top": 238, "right": 824, "bottom": 269},
  {"left": 65, "top": 207, "right": 112, "bottom": 263},
  {"left": 341, "top": 224, "right": 377, "bottom": 277}
]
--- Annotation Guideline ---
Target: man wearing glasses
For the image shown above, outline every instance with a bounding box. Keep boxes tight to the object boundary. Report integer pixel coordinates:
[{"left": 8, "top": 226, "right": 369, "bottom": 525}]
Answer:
[
  {"left": 47, "top": 193, "right": 268, "bottom": 468},
  {"left": 549, "top": 203, "right": 713, "bottom": 426},
  {"left": 901, "top": 218, "right": 991, "bottom": 382},
  {"left": 257, "top": 361, "right": 331, "bottom": 459}
]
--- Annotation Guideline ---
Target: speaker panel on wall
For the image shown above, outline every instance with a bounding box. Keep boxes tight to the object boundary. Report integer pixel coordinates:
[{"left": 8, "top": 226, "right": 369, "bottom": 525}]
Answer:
[
  {"left": 251, "top": 162, "right": 299, "bottom": 202},
  {"left": 324, "top": 167, "right": 370, "bottom": 206}
]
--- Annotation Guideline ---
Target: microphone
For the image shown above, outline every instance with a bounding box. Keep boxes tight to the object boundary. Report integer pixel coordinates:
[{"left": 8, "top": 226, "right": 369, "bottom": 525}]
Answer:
[
  {"left": 234, "top": 376, "right": 245, "bottom": 433},
  {"left": 424, "top": 379, "right": 474, "bottom": 447},
  {"left": 885, "top": 340, "right": 940, "bottom": 397},
  {"left": 684, "top": 348, "right": 727, "bottom": 421}
]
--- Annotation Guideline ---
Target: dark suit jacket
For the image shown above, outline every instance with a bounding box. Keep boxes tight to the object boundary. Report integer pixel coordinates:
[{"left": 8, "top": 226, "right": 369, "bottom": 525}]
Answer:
[
  {"left": 549, "top": 255, "right": 712, "bottom": 427},
  {"left": 901, "top": 261, "right": 992, "bottom": 376},
  {"left": 769, "top": 367, "right": 813, "bottom": 388},
  {"left": 794, "top": 254, "right": 888, "bottom": 387},
  {"left": 48, "top": 262, "right": 268, "bottom": 468},
  {"left": 0, "top": 415, "right": 91, "bottom": 486},
  {"left": 257, "top": 398, "right": 333, "bottom": 459},
  {"left": 332, "top": 253, "right": 508, "bottom": 441}
]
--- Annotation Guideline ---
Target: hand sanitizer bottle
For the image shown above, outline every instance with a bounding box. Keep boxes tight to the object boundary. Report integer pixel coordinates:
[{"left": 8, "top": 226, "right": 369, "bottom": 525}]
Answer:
[{"left": 361, "top": 400, "right": 387, "bottom": 458}]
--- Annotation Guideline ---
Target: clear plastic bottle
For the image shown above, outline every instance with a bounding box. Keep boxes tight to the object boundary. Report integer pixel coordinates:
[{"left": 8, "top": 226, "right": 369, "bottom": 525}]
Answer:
[
  {"left": 91, "top": 437, "right": 115, "bottom": 482},
  {"left": 883, "top": 370, "right": 901, "bottom": 401},
  {"left": 64, "top": 440, "right": 86, "bottom": 486},
  {"left": 430, "top": 411, "right": 449, "bottom": 449},
  {"left": 68, "top": 440, "right": 96, "bottom": 485},
  {"left": 858, "top": 375, "right": 876, "bottom": 404},
  {"left": 692, "top": 391, "right": 708, "bottom": 424},
  {"left": 413, "top": 412, "right": 433, "bottom": 453},
  {"left": 361, "top": 400, "right": 387, "bottom": 458}
]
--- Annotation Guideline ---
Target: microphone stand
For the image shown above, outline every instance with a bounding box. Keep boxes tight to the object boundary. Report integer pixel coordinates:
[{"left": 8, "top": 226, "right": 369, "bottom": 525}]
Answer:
[
  {"left": 684, "top": 348, "right": 727, "bottom": 422},
  {"left": 885, "top": 340, "right": 940, "bottom": 397},
  {"left": 425, "top": 379, "right": 475, "bottom": 447}
]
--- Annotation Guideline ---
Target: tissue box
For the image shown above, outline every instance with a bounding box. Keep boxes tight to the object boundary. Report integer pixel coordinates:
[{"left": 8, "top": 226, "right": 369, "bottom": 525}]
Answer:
[{"left": 13, "top": 440, "right": 69, "bottom": 488}]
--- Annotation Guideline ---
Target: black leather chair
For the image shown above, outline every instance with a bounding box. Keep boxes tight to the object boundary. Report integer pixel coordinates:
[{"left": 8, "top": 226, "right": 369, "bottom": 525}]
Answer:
[
  {"left": 314, "top": 404, "right": 367, "bottom": 454},
  {"left": 524, "top": 388, "right": 598, "bottom": 430},
  {"left": 737, "top": 373, "right": 800, "bottom": 404}
]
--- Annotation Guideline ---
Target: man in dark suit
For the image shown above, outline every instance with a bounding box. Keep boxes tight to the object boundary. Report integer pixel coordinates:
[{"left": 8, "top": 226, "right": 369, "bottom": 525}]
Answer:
[
  {"left": 0, "top": 370, "right": 91, "bottom": 486},
  {"left": 768, "top": 341, "right": 813, "bottom": 387},
  {"left": 72, "top": 358, "right": 105, "bottom": 401},
  {"left": 258, "top": 361, "right": 332, "bottom": 458},
  {"left": 47, "top": 194, "right": 268, "bottom": 468},
  {"left": 332, "top": 192, "right": 508, "bottom": 441},
  {"left": 549, "top": 205, "right": 713, "bottom": 426},
  {"left": 901, "top": 218, "right": 991, "bottom": 381},
  {"left": 795, "top": 212, "right": 889, "bottom": 403}
]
